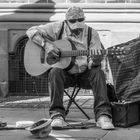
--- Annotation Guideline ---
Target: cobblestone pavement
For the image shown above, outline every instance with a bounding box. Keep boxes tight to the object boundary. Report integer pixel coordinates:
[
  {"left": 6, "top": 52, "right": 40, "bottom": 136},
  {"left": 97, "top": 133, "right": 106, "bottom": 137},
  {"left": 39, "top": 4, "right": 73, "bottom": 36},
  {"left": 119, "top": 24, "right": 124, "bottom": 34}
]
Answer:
[{"left": 0, "top": 95, "right": 140, "bottom": 140}]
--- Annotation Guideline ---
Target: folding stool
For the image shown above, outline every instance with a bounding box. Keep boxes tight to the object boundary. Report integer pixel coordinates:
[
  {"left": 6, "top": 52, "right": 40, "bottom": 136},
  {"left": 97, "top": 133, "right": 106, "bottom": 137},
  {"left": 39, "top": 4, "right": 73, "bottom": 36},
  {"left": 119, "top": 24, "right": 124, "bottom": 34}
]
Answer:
[{"left": 64, "top": 84, "right": 117, "bottom": 120}]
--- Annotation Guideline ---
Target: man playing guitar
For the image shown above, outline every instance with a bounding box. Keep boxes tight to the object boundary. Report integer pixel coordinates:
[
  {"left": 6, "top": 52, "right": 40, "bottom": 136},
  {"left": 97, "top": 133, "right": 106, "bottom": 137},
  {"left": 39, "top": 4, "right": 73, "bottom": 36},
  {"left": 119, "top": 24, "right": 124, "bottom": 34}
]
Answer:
[{"left": 26, "top": 6, "right": 115, "bottom": 130}]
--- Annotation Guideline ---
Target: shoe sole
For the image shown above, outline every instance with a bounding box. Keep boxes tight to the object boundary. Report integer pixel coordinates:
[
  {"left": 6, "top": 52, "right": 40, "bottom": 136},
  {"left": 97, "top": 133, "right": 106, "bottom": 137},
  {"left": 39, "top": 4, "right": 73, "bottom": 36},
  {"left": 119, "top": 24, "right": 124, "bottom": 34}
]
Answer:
[{"left": 96, "top": 123, "right": 115, "bottom": 130}]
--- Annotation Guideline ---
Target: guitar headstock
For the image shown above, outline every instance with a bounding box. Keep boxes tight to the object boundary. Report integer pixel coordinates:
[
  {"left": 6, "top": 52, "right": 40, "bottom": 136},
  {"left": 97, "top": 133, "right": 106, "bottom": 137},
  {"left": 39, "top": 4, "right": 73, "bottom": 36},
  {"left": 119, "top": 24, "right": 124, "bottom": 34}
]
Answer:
[{"left": 108, "top": 47, "right": 130, "bottom": 56}]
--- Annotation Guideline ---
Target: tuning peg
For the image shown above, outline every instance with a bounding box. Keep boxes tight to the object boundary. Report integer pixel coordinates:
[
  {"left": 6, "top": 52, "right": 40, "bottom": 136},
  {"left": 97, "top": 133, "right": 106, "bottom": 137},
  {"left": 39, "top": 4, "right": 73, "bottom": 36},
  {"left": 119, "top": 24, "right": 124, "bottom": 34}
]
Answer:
[
  {"left": 123, "top": 50, "right": 126, "bottom": 54},
  {"left": 118, "top": 51, "right": 121, "bottom": 55}
]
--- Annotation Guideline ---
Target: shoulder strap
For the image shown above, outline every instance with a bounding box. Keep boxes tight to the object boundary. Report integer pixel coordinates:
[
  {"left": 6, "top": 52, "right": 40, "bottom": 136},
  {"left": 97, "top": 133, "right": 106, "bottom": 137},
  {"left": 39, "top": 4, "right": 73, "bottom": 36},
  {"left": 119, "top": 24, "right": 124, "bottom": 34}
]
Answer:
[
  {"left": 87, "top": 26, "right": 92, "bottom": 48},
  {"left": 87, "top": 26, "right": 92, "bottom": 62},
  {"left": 58, "top": 21, "right": 64, "bottom": 40}
]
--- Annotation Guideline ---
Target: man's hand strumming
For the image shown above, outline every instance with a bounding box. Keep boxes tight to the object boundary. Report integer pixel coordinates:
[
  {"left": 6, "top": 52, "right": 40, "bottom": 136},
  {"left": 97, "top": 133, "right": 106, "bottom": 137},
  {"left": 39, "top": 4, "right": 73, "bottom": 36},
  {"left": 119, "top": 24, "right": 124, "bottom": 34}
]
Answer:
[{"left": 45, "top": 43, "right": 61, "bottom": 65}]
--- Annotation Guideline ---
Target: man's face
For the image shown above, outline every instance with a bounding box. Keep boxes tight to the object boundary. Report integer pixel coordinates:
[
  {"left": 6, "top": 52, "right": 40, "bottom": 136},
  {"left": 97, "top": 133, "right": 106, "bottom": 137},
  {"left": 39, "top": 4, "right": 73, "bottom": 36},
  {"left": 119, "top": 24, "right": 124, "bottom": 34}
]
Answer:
[
  {"left": 65, "top": 6, "right": 86, "bottom": 35},
  {"left": 67, "top": 18, "right": 85, "bottom": 30},
  {"left": 66, "top": 18, "right": 86, "bottom": 36}
]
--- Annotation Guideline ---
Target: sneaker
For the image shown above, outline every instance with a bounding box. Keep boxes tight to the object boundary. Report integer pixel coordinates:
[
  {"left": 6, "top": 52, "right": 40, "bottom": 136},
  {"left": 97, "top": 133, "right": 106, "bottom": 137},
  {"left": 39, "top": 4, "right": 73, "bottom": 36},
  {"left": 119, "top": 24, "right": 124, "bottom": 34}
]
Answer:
[
  {"left": 96, "top": 115, "right": 115, "bottom": 130},
  {"left": 51, "top": 116, "right": 67, "bottom": 130}
]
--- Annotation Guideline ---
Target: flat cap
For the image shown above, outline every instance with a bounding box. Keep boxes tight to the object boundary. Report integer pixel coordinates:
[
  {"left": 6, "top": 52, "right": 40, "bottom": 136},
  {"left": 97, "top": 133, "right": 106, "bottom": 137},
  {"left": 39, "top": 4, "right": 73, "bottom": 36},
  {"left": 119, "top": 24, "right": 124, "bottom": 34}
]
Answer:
[{"left": 65, "top": 6, "right": 85, "bottom": 20}]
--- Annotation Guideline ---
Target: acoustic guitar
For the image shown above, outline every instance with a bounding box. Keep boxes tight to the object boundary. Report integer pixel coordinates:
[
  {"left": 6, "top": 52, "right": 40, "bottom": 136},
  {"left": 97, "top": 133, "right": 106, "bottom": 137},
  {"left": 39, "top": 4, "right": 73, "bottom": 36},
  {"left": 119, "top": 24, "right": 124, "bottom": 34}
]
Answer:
[{"left": 24, "top": 39, "right": 129, "bottom": 76}]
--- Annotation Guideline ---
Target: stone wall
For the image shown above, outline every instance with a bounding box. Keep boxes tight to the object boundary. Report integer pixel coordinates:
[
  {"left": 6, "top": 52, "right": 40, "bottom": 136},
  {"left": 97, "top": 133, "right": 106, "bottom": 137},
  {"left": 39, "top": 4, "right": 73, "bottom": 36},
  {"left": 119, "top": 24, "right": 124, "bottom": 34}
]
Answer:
[{"left": 0, "top": 3, "right": 140, "bottom": 96}]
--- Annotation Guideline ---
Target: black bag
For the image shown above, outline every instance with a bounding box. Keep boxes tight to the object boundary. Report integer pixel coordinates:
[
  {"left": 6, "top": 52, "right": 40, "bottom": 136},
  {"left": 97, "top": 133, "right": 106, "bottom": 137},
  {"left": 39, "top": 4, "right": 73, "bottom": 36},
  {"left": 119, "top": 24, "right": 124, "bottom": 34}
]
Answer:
[{"left": 111, "top": 100, "right": 140, "bottom": 127}]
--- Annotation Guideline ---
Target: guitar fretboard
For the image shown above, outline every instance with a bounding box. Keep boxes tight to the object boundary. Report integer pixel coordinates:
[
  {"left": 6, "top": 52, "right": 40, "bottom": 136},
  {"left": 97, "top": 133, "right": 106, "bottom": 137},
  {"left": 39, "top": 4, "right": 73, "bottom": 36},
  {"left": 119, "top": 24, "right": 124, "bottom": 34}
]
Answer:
[
  {"left": 60, "top": 48, "right": 128, "bottom": 57},
  {"left": 61, "top": 49, "right": 106, "bottom": 57}
]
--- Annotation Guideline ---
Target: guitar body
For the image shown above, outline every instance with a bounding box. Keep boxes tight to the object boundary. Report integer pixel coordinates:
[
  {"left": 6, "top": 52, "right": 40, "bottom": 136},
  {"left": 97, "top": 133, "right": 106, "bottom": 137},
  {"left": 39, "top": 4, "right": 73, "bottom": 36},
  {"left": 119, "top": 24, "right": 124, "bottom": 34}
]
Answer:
[
  {"left": 24, "top": 39, "right": 72, "bottom": 76},
  {"left": 24, "top": 38, "right": 129, "bottom": 76},
  {"left": 51, "top": 39, "right": 73, "bottom": 70}
]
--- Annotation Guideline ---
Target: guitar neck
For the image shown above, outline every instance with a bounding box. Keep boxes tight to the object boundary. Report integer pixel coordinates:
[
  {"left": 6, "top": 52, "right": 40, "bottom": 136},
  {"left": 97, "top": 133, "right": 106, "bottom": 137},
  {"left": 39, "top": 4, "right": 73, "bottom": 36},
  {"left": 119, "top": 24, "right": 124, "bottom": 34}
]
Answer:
[
  {"left": 60, "top": 48, "right": 128, "bottom": 57},
  {"left": 61, "top": 49, "right": 107, "bottom": 57}
]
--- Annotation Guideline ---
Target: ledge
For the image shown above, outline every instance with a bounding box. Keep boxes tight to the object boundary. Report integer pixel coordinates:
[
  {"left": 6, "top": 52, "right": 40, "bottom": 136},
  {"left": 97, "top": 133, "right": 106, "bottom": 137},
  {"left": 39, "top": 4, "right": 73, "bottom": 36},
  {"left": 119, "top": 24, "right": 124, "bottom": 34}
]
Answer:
[
  {"left": 0, "top": 12, "right": 140, "bottom": 23},
  {"left": 0, "top": 3, "right": 140, "bottom": 22},
  {"left": 1, "top": 3, "right": 140, "bottom": 10}
]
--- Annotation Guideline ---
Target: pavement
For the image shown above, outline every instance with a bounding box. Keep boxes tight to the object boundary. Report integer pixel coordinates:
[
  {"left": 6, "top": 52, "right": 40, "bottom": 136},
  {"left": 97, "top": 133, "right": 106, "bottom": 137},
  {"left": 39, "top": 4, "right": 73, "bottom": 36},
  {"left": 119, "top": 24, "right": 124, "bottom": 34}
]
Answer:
[{"left": 0, "top": 95, "right": 140, "bottom": 140}]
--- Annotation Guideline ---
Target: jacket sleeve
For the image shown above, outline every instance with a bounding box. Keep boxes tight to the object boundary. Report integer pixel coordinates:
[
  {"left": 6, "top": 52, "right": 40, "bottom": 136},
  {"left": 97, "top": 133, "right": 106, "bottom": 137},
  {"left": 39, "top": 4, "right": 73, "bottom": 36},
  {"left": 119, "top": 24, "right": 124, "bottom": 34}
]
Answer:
[
  {"left": 101, "top": 56, "right": 114, "bottom": 85},
  {"left": 26, "top": 22, "right": 62, "bottom": 47},
  {"left": 89, "top": 29, "right": 114, "bottom": 85},
  {"left": 88, "top": 29, "right": 103, "bottom": 66},
  {"left": 89, "top": 30, "right": 102, "bottom": 52}
]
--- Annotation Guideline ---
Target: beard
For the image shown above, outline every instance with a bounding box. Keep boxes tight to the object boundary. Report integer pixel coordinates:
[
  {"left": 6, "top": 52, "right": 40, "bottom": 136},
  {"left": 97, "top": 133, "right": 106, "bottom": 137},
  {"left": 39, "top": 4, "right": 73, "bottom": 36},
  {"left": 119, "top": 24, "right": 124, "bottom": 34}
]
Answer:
[{"left": 71, "top": 28, "right": 84, "bottom": 36}]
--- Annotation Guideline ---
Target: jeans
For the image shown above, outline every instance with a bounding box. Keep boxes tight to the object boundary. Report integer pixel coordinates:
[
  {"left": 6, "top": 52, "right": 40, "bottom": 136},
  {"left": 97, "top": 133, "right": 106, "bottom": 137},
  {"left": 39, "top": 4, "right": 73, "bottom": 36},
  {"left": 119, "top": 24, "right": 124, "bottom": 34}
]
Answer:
[{"left": 48, "top": 66, "right": 112, "bottom": 121}]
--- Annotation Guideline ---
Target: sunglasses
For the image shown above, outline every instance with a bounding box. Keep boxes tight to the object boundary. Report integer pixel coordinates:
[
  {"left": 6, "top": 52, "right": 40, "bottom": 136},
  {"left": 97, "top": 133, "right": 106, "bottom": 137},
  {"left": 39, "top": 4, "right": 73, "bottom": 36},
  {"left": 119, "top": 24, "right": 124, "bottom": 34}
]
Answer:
[{"left": 68, "top": 18, "right": 85, "bottom": 24}]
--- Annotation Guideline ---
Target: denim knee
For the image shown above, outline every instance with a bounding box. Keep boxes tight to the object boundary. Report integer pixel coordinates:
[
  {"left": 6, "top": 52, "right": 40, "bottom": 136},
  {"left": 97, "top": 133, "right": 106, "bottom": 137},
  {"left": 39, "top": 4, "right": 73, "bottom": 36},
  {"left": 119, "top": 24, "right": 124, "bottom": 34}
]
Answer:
[
  {"left": 48, "top": 68, "right": 64, "bottom": 80},
  {"left": 89, "top": 67, "right": 105, "bottom": 81}
]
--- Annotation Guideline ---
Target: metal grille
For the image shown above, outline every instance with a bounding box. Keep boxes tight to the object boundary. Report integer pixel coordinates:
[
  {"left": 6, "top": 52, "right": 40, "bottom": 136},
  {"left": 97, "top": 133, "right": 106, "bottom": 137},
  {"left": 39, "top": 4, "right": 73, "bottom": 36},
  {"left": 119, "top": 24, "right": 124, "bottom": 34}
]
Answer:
[
  {"left": 9, "top": 36, "right": 49, "bottom": 96},
  {"left": 108, "top": 37, "right": 140, "bottom": 100}
]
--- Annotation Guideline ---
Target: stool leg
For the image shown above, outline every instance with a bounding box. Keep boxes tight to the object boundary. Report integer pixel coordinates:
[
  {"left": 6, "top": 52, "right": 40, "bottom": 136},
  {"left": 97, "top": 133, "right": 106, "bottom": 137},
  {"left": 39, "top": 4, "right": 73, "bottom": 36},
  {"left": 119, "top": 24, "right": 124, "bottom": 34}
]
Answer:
[
  {"left": 71, "top": 99, "right": 90, "bottom": 120},
  {"left": 64, "top": 87, "right": 90, "bottom": 120},
  {"left": 64, "top": 89, "right": 75, "bottom": 115}
]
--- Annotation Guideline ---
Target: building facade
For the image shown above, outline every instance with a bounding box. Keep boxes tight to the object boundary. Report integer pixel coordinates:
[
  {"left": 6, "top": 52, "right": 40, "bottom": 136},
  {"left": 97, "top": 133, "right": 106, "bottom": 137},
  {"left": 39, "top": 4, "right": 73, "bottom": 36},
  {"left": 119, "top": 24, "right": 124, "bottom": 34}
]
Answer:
[{"left": 0, "top": 0, "right": 140, "bottom": 96}]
